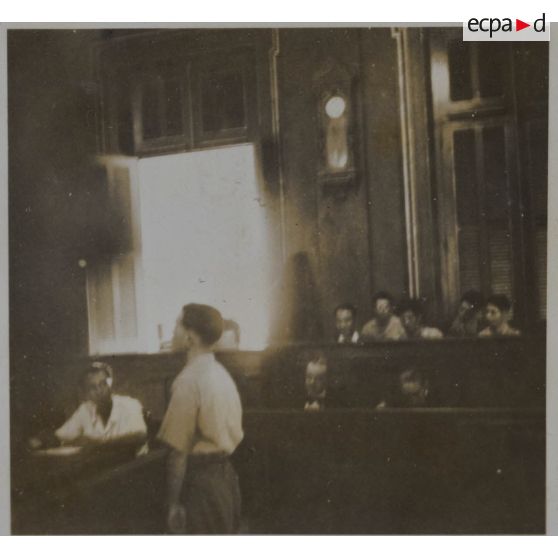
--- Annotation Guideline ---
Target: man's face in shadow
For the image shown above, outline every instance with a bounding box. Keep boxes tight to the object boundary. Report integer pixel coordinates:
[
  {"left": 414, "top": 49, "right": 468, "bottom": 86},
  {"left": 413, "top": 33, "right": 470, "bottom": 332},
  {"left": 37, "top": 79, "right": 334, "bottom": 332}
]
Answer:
[
  {"left": 172, "top": 311, "right": 196, "bottom": 352},
  {"left": 485, "top": 303, "right": 508, "bottom": 330},
  {"left": 84, "top": 370, "right": 112, "bottom": 406},
  {"left": 463, "top": 306, "right": 482, "bottom": 335},
  {"left": 336, "top": 309, "right": 355, "bottom": 339},
  {"left": 399, "top": 369, "right": 429, "bottom": 407},
  {"left": 375, "top": 298, "right": 392, "bottom": 327},
  {"left": 305, "top": 360, "right": 328, "bottom": 399},
  {"left": 458, "top": 300, "right": 473, "bottom": 319},
  {"left": 401, "top": 310, "right": 420, "bottom": 337}
]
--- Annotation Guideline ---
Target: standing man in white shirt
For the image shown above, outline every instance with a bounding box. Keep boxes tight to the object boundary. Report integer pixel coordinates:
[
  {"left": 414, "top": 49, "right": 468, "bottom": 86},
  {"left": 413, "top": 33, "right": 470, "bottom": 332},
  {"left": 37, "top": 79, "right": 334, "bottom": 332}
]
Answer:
[{"left": 158, "top": 303, "right": 243, "bottom": 535}]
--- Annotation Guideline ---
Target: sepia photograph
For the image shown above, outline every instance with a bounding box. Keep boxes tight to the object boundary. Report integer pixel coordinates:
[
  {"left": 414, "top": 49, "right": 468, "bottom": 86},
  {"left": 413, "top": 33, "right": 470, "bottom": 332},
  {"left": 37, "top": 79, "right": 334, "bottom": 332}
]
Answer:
[{"left": 6, "top": 25, "right": 549, "bottom": 535}]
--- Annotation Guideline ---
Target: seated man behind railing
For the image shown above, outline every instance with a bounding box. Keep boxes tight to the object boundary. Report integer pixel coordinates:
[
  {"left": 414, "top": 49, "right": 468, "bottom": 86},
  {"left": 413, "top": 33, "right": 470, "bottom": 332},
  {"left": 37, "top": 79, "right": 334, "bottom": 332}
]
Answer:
[
  {"left": 448, "top": 290, "right": 485, "bottom": 337},
  {"left": 334, "top": 303, "right": 361, "bottom": 345},
  {"left": 304, "top": 352, "right": 329, "bottom": 412},
  {"left": 361, "top": 291, "right": 407, "bottom": 342},
  {"left": 479, "top": 295, "right": 521, "bottom": 338},
  {"left": 376, "top": 368, "right": 431, "bottom": 409},
  {"left": 398, "top": 299, "right": 443, "bottom": 340}
]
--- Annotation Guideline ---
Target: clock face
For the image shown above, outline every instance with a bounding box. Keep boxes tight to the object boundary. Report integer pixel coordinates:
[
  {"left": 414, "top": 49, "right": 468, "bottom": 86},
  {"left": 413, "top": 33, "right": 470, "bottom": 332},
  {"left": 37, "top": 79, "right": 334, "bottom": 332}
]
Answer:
[{"left": 325, "top": 95, "right": 346, "bottom": 119}]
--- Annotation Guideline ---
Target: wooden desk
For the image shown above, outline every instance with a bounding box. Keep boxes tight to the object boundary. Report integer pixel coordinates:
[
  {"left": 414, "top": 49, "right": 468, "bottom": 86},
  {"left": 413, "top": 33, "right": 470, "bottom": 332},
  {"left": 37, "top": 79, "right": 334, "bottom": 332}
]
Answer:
[{"left": 12, "top": 447, "right": 168, "bottom": 534}]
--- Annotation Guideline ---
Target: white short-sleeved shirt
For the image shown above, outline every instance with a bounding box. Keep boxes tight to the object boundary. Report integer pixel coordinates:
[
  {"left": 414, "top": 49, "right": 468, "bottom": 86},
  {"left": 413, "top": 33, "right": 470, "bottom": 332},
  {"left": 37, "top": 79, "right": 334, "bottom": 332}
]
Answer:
[
  {"left": 157, "top": 353, "right": 243, "bottom": 456},
  {"left": 55, "top": 394, "right": 147, "bottom": 443}
]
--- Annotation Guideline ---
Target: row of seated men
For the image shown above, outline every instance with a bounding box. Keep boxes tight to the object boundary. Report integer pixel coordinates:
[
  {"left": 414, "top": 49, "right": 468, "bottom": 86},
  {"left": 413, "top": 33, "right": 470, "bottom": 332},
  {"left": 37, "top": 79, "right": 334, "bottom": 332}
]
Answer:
[
  {"left": 209, "top": 290, "right": 520, "bottom": 353},
  {"left": 26, "top": 356, "right": 432, "bottom": 459},
  {"left": 303, "top": 353, "right": 429, "bottom": 412},
  {"left": 334, "top": 290, "right": 520, "bottom": 345}
]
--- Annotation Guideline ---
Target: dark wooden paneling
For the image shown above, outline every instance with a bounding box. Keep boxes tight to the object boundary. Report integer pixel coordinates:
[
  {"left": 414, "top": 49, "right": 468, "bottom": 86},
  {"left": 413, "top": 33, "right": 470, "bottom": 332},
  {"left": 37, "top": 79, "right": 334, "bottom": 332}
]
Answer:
[
  {"left": 401, "top": 29, "right": 440, "bottom": 312},
  {"left": 238, "top": 408, "right": 544, "bottom": 534},
  {"left": 359, "top": 29, "right": 407, "bottom": 299},
  {"left": 12, "top": 448, "right": 168, "bottom": 534},
  {"left": 13, "top": 407, "right": 544, "bottom": 534},
  {"left": 277, "top": 28, "right": 406, "bottom": 338},
  {"left": 9, "top": 30, "right": 100, "bottom": 372}
]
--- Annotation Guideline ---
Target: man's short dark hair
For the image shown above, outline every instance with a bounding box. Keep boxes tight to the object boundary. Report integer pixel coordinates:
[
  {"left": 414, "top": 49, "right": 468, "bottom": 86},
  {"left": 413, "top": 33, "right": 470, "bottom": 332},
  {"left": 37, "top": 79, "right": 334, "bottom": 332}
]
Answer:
[
  {"left": 372, "top": 291, "right": 394, "bottom": 306},
  {"left": 486, "top": 294, "right": 512, "bottom": 313},
  {"left": 397, "top": 299, "right": 424, "bottom": 318},
  {"left": 334, "top": 303, "right": 357, "bottom": 318},
  {"left": 182, "top": 303, "right": 224, "bottom": 346},
  {"left": 461, "top": 290, "right": 484, "bottom": 309}
]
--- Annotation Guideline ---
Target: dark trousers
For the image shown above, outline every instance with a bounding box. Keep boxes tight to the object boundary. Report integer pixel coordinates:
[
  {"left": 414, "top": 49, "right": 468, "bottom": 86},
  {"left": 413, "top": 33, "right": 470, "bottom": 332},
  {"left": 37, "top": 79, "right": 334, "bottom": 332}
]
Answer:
[{"left": 182, "top": 454, "right": 241, "bottom": 534}]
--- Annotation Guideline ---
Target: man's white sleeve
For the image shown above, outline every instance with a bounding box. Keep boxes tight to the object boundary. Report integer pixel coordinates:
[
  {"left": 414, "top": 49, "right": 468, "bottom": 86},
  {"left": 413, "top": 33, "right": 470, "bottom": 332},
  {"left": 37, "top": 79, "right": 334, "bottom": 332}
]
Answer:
[
  {"left": 55, "top": 405, "right": 85, "bottom": 443},
  {"left": 126, "top": 399, "right": 148, "bottom": 435},
  {"left": 157, "top": 378, "right": 198, "bottom": 454}
]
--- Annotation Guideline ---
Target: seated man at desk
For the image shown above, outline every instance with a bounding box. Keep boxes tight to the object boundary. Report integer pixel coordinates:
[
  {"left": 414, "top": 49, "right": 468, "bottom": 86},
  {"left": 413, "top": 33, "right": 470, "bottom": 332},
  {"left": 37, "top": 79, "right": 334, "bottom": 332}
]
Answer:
[{"left": 28, "top": 362, "right": 147, "bottom": 452}]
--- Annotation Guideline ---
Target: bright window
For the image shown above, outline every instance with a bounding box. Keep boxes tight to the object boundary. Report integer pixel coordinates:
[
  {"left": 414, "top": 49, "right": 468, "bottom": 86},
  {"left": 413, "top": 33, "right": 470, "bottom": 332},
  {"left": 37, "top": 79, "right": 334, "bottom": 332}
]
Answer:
[{"left": 88, "top": 144, "right": 272, "bottom": 353}]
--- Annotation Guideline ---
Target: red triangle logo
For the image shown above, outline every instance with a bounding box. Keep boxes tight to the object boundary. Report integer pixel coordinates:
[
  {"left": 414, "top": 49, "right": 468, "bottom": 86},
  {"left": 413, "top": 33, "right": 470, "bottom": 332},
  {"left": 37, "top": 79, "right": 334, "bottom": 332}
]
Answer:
[{"left": 516, "top": 19, "right": 530, "bottom": 31}]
